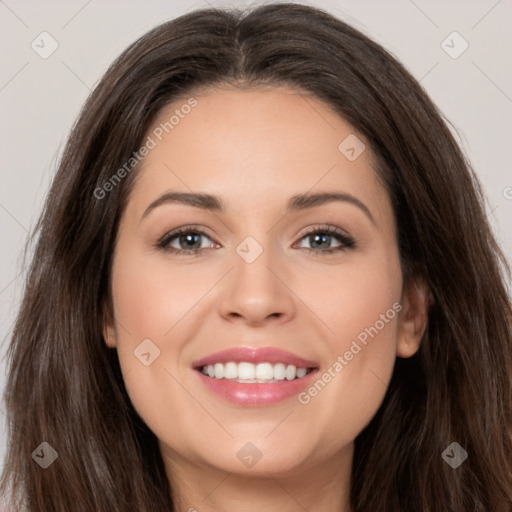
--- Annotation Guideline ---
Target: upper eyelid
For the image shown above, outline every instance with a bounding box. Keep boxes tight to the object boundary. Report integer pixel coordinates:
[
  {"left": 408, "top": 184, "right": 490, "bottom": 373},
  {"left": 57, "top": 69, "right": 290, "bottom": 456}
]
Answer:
[{"left": 162, "top": 224, "right": 347, "bottom": 238}]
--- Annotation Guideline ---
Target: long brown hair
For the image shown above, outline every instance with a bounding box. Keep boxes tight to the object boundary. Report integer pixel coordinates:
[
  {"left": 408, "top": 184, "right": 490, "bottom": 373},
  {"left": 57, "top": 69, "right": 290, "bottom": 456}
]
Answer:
[{"left": 2, "top": 3, "right": 511, "bottom": 511}]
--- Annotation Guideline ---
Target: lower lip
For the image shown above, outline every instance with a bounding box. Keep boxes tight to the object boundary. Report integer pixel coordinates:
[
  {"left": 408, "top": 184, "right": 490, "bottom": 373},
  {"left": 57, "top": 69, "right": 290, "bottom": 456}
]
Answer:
[{"left": 195, "top": 369, "right": 319, "bottom": 406}]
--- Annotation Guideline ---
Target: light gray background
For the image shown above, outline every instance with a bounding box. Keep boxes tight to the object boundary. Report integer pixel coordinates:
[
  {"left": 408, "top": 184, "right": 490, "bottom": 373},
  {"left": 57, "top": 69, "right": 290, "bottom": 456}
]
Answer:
[{"left": 1, "top": 0, "right": 511, "bottom": 467}]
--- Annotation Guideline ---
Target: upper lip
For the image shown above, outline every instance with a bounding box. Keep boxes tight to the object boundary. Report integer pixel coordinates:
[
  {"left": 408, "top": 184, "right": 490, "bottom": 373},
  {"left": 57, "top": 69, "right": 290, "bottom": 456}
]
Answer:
[{"left": 192, "top": 346, "right": 319, "bottom": 369}]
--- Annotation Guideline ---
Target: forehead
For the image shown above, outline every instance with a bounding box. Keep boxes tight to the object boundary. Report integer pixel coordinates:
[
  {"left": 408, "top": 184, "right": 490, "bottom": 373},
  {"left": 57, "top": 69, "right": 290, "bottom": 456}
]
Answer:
[{"left": 127, "top": 85, "right": 391, "bottom": 225}]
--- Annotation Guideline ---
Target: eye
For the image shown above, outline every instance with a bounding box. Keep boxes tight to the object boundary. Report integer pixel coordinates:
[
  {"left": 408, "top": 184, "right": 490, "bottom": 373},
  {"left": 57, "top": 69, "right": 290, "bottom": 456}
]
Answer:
[
  {"left": 155, "top": 224, "right": 356, "bottom": 256},
  {"left": 294, "top": 225, "right": 356, "bottom": 255},
  {"left": 156, "top": 225, "right": 218, "bottom": 255}
]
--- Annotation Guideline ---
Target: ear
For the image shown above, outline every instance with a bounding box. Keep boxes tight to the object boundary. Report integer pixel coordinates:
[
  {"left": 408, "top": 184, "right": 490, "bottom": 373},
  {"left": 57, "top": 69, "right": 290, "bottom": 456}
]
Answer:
[
  {"left": 102, "top": 299, "right": 117, "bottom": 348},
  {"left": 396, "top": 275, "right": 431, "bottom": 358}
]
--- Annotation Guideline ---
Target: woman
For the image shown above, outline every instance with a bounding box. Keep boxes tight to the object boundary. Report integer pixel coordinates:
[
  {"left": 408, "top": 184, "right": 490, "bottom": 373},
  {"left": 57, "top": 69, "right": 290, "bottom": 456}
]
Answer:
[{"left": 1, "top": 3, "right": 511, "bottom": 511}]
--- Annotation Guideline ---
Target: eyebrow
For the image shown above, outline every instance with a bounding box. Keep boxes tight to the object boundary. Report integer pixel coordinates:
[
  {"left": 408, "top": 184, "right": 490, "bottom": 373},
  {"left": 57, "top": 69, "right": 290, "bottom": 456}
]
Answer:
[{"left": 141, "top": 191, "right": 375, "bottom": 225}]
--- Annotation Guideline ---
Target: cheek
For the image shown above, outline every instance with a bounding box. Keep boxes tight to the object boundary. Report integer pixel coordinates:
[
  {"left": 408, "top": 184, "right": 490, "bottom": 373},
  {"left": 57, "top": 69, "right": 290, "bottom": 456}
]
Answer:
[
  {"left": 332, "top": 255, "right": 401, "bottom": 394},
  {"left": 298, "top": 313, "right": 399, "bottom": 456},
  {"left": 110, "top": 247, "right": 217, "bottom": 342},
  {"left": 296, "top": 253, "right": 401, "bottom": 441},
  {"left": 108, "top": 246, "right": 232, "bottom": 438},
  {"left": 299, "top": 247, "right": 401, "bottom": 354}
]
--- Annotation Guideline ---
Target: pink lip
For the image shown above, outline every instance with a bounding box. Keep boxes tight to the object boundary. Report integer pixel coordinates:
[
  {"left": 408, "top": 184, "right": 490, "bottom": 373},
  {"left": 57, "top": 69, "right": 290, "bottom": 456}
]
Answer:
[
  {"left": 192, "top": 346, "right": 319, "bottom": 407},
  {"left": 195, "top": 369, "right": 319, "bottom": 406},
  {"left": 192, "top": 346, "right": 318, "bottom": 369}
]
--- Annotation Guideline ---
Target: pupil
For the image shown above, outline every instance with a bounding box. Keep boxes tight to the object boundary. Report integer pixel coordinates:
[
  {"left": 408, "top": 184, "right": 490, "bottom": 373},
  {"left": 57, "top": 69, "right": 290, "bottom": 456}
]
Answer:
[
  {"left": 181, "top": 233, "right": 201, "bottom": 248},
  {"left": 311, "top": 234, "right": 330, "bottom": 248}
]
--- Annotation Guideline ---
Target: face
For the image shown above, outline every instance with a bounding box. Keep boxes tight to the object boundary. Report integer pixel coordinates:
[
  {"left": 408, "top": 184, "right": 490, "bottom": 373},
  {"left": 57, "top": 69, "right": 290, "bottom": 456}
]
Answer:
[{"left": 103, "top": 85, "right": 427, "bottom": 479}]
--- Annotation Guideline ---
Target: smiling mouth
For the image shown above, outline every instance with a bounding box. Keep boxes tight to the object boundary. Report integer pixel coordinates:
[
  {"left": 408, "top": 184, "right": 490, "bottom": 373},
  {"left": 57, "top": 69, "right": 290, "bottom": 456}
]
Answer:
[{"left": 197, "top": 361, "right": 316, "bottom": 383}]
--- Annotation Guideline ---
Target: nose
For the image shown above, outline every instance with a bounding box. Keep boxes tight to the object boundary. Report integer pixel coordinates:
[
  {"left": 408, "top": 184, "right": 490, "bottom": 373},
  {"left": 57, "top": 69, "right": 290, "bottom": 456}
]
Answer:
[{"left": 218, "top": 244, "right": 296, "bottom": 326}]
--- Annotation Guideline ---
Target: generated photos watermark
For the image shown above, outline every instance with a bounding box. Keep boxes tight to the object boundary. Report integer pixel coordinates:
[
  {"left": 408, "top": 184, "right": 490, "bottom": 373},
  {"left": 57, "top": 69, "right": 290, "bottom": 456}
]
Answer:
[
  {"left": 94, "top": 97, "right": 198, "bottom": 200},
  {"left": 298, "top": 301, "right": 403, "bottom": 405}
]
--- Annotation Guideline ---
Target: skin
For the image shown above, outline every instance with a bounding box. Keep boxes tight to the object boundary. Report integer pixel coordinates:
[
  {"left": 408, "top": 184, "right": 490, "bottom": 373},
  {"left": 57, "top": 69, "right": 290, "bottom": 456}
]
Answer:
[{"left": 103, "top": 85, "right": 429, "bottom": 512}]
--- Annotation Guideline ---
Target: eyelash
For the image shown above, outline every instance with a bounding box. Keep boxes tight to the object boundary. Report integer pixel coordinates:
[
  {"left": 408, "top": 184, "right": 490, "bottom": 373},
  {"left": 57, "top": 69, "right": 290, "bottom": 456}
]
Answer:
[{"left": 155, "top": 224, "right": 357, "bottom": 256}]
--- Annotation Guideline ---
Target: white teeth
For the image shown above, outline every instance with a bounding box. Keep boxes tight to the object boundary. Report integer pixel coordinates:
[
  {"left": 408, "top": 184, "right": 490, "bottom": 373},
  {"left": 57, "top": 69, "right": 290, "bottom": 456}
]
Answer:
[
  {"left": 285, "top": 364, "right": 297, "bottom": 381},
  {"left": 296, "top": 367, "right": 307, "bottom": 378},
  {"left": 271, "top": 363, "right": 286, "bottom": 380},
  {"left": 199, "top": 361, "right": 311, "bottom": 381},
  {"left": 255, "top": 362, "right": 274, "bottom": 380},
  {"left": 224, "top": 361, "right": 238, "bottom": 379},
  {"left": 214, "top": 363, "right": 224, "bottom": 379},
  {"left": 238, "top": 362, "right": 255, "bottom": 380}
]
